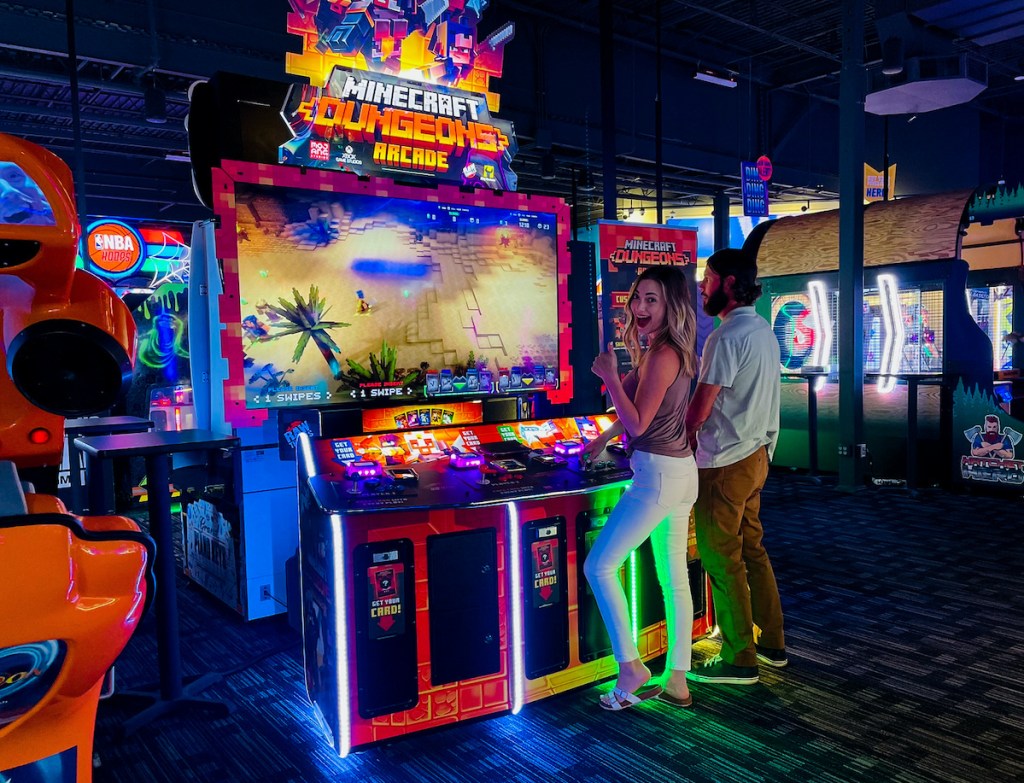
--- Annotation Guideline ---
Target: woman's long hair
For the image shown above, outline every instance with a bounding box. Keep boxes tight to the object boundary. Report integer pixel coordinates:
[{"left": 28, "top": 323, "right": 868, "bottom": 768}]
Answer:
[{"left": 620, "top": 265, "right": 698, "bottom": 378}]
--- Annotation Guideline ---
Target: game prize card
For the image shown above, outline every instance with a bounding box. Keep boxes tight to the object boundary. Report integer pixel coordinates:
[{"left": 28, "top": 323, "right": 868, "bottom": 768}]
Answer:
[
  {"left": 367, "top": 563, "right": 405, "bottom": 640},
  {"left": 530, "top": 539, "right": 560, "bottom": 608}
]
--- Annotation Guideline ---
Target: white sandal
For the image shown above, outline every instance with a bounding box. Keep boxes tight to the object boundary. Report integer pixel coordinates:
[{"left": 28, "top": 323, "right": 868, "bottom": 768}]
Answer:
[{"left": 599, "top": 684, "right": 663, "bottom": 711}]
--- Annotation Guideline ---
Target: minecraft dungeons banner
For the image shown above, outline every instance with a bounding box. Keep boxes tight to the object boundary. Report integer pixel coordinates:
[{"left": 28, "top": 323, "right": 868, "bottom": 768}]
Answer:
[
  {"left": 280, "top": 67, "right": 518, "bottom": 190},
  {"left": 598, "top": 221, "right": 698, "bottom": 375},
  {"left": 282, "top": 0, "right": 518, "bottom": 190}
]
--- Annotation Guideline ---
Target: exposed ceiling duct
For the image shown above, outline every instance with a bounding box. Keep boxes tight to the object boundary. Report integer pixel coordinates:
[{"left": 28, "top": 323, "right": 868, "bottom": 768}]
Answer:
[{"left": 866, "top": 0, "right": 988, "bottom": 116}]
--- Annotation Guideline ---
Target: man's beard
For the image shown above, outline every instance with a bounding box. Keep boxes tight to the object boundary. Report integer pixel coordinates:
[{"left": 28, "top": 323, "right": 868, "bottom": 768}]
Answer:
[{"left": 703, "top": 286, "right": 729, "bottom": 317}]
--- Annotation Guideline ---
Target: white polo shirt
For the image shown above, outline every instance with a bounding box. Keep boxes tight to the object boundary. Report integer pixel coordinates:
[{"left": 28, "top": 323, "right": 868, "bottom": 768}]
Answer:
[{"left": 696, "top": 306, "right": 780, "bottom": 469}]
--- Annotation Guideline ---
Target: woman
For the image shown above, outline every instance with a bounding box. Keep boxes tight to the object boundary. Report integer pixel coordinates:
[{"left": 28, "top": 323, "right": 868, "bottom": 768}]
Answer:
[{"left": 582, "top": 264, "right": 699, "bottom": 711}]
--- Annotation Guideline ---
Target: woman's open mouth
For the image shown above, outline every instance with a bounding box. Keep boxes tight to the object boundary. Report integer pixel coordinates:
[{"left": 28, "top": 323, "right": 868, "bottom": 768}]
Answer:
[{"left": 636, "top": 315, "right": 651, "bottom": 329}]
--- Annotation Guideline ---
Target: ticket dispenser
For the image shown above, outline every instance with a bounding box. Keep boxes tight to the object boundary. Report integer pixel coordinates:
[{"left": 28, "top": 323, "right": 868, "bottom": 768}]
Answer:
[
  {"left": 520, "top": 516, "right": 570, "bottom": 679},
  {"left": 352, "top": 539, "right": 417, "bottom": 718}
]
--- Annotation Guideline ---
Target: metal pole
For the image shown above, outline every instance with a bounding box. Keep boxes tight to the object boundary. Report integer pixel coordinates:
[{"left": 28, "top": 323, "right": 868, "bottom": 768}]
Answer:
[
  {"left": 713, "top": 191, "right": 730, "bottom": 251},
  {"left": 65, "top": 0, "right": 88, "bottom": 219},
  {"left": 600, "top": 0, "right": 617, "bottom": 221},
  {"left": 837, "top": 0, "right": 866, "bottom": 492},
  {"left": 655, "top": 0, "right": 663, "bottom": 224}
]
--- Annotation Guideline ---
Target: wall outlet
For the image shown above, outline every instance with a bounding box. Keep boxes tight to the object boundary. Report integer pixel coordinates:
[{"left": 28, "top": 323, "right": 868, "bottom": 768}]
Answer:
[{"left": 260, "top": 584, "right": 272, "bottom": 601}]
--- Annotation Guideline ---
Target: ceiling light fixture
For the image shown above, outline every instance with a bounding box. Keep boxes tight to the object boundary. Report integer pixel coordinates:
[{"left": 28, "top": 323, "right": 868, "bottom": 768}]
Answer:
[
  {"left": 577, "top": 168, "right": 595, "bottom": 192},
  {"left": 144, "top": 76, "right": 167, "bottom": 124},
  {"left": 881, "top": 37, "right": 904, "bottom": 76},
  {"left": 693, "top": 68, "right": 737, "bottom": 89}
]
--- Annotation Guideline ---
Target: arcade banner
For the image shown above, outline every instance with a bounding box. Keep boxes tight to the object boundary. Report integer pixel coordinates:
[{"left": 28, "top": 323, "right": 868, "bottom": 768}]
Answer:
[
  {"left": 79, "top": 220, "right": 191, "bottom": 287},
  {"left": 283, "top": 0, "right": 517, "bottom": 190},
  {"left": 598, "top": 221, "right": 697, "bottom": 374},
  {"left": 279, "top": 67, "right": 518, "bottom": 190},
  {"left": 741, "top": 160, "right": 770, "bottom": 217}
]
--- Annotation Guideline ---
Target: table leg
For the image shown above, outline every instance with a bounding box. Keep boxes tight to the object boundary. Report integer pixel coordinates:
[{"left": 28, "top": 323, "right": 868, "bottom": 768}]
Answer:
[
  {"left": 907, "top": 380, "right": 919, "bottom": 495},
  {"left": 68, "top": 438, "right": 86, "bottom": 514},
  {"left": 110, "top": 450, "right": 234, "bottom": 736},
  {"left": 84, "top": 453, "right": 114, "bottom": 515},
  {"left": 807, "top": 380, "right": 820, "bottom": 479}
]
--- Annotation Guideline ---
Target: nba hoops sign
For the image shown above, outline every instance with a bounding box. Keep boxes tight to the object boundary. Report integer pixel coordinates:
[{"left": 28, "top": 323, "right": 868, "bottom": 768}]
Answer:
[{"left": 84, "top": 219, "right": 146, "bottom": 279}]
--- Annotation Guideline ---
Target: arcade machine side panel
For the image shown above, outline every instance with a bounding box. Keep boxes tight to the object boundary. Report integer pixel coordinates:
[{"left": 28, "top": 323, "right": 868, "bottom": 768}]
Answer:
[{"left": 192, "top": 193, "right": 304, "bottom": 621}]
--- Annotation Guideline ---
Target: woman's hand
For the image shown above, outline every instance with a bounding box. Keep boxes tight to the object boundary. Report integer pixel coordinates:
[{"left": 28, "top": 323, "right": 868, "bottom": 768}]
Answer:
[
  {"left": 591, "top": 343, "right": 618, "bottom": 383},
  {"left": 579, "top": 436, "right": 607, "bottom": 468}
]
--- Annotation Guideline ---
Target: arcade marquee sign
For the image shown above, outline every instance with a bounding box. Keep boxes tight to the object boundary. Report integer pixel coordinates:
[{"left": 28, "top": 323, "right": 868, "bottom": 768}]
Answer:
[
  {"left": 280, "top": 67, "right": 517, "bottom": 190},
  {"left": 281, "top": 1, "right": 518, "bottom": 190}
]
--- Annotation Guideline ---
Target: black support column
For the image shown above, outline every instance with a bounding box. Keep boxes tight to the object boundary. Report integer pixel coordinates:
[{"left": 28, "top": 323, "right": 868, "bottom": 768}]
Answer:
[
  {"left": 837, "top": 0, "right": 866, "bottom": 492},
  {"left": 713, "top": 192, "right": 730, "bottom": 252}
]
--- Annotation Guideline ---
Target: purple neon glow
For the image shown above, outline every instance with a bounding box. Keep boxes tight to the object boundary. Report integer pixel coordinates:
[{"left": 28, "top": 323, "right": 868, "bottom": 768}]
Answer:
[
  {"left": 345, "top": 460, "right": 383, "bottom": 479},
  {"left": 553, "top": 440, "right": 583, "bottom": 456},
  {"left": 450, "top": 452, "right": 484, "bottom": 469}
]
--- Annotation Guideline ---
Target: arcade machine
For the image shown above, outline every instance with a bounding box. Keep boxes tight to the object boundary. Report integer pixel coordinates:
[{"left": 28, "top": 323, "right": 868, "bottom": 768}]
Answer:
[
  {"left": 748, "top": 191, "right": 994, "bottom": 483},
  {"left": 184, "top": 1, "right": 714, "bottom": 753},
  {"left": 954, "top": 186, "right": 1024, "bottom": 491},
  {"left": 0, "top": 134, "right": 154, "bottom": 782},
  {"left": 194, "top": 160, "right": 714, "bottom": 753},
  {"left": 961, "top": 195, "right": 1024, "bottom": 407}
]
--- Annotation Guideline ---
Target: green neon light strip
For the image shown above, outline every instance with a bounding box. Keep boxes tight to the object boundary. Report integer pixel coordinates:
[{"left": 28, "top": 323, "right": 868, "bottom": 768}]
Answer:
[{"left": 629, "top": 550, "right": 638, "bottom": 645}]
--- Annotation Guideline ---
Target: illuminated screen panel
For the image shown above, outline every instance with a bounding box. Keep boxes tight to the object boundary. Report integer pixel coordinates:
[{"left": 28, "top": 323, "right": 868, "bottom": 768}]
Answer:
[
  {"left": 362, "top": 401, "right": 483, "bottom": 433},
  {"left": 864, "top": 285, "right": 944, "bottom": 375},
  {"left": 968, "top": 286, "right": 1014, "bottom": 371},
  {"left": 213, "top": 164, "right": 572, "bottom": 426},
  {"left": 0, "top": 162, "right": 56, "bottom": 225},
  {"left": 771, "top": 293, "right": 817, "bottom": 371}
]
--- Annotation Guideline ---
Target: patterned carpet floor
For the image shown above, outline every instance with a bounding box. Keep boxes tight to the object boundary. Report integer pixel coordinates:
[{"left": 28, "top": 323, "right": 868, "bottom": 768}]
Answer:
[{"left": 92, "top": 474, "right": 1024, "bottom": 783}]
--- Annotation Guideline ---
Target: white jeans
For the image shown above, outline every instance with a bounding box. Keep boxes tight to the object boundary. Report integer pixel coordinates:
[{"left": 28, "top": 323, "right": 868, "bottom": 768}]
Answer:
[{"left": 583, "top": 450, "right": 698, "bottom": 672}]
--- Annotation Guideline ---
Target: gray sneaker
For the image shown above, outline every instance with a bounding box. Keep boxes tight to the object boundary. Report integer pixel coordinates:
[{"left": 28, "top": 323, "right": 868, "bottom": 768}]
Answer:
[
  {"left": 755, "top": 644, "right": 789, "bottom": 668},
  {"left": 686, "top": 654, "right": 759, "bottom": 685}
]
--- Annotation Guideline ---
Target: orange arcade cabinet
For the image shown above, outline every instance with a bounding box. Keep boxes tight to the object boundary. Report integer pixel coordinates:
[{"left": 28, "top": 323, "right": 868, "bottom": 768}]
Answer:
[{"left": 0, "top": 133, "right": 154, "bottom": 783}]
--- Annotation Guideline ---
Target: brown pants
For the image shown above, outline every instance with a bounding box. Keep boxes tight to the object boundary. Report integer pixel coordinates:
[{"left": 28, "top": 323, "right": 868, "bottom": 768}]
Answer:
[{"left": 695, "top": 447, "right": 785, "bottom": 667}]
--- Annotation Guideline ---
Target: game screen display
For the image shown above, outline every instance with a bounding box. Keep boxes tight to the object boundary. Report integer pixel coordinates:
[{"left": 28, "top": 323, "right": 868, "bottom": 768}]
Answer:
[
  {"left": 771, "top": 284, "right": 945, "bottom": 376},
  {"left": 218, "top": 168, "right": 571, "bottom": 417},
  {"left": 771, "top": 293, "right": 828, "bottom": 372},
  {"left": 0, "top": 162, "right": 55, "bottom": 225},
  {"left": 864, "top": 287, "right": 944, "bottom": 375},
  {"left": 968, "top": 285, "right": 1014, "bottom": 371}
]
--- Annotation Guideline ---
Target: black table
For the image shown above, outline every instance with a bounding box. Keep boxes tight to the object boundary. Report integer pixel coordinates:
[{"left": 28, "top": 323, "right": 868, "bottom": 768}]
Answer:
[
  {"left": 74, "top": 429, "right": 240, "bottom": 735},
  {"left": 64, "top": 416, "right": 153, "bottom": 514}
]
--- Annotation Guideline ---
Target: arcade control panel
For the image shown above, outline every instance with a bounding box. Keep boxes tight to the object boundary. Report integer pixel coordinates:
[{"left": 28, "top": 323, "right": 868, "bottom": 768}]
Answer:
[{"left": 303, "top": 417, "right": 631, "bottom": 513}]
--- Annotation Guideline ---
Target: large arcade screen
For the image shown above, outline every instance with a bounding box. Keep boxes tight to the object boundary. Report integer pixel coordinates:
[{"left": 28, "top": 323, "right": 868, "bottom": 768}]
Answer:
[{"left": 212, "top": 163, "right": 572, "bottom": 424}]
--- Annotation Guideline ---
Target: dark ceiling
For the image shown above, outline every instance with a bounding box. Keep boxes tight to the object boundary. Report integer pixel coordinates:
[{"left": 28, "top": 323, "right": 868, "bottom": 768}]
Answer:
[{"left": 1, "top": 0, "right": 1022, "bottom": 227}]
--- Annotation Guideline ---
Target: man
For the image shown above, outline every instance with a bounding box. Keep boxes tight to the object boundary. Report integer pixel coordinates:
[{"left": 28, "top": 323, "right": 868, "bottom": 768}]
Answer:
[{"left": 684, "top": 248, "right": 786, "bottom": 685}]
